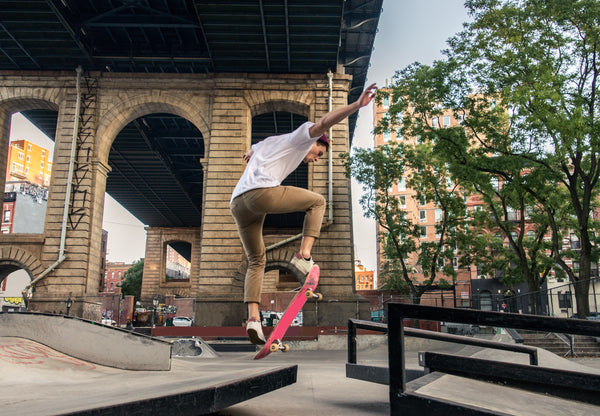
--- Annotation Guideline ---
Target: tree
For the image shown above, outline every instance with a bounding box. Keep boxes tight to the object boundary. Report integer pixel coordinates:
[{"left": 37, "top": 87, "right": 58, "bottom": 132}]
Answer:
[
  {"left": 382, "top": 0, "right": 600, "bottom": 316},
  {"left": 120, "top": 258, "right": 144, "bottom": 302},
  {"left": 343, "top": 139, "right": 468, "bottom": 303}
]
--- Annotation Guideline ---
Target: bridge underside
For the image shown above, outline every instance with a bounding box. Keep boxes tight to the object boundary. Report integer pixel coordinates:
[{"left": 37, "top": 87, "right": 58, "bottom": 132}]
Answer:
[{"left": 0, "top": 0, "right": 381, "bottom": 325}]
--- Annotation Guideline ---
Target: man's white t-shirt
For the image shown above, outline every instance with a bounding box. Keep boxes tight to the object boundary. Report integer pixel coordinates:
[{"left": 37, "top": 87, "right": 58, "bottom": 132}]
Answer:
[{"left": 230, "top": 122, "right": 318, "bottom": 203}]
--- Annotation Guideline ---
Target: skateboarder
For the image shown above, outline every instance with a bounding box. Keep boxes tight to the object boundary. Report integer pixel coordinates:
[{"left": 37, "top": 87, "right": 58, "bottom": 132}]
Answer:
[{"left": 230, "top": 83, "right": 377, "bottom": 345}]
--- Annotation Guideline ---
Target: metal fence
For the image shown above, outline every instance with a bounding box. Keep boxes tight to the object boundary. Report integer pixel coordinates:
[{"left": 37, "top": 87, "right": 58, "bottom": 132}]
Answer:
[{"left": 471, "top": 277, "right": 600, "bottom": 317}]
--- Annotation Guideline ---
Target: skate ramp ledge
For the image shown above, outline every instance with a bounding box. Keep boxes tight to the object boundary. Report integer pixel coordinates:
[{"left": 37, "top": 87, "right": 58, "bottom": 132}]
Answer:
[{"left": 0, "top": 312, "right": 171, "bottom": 370}]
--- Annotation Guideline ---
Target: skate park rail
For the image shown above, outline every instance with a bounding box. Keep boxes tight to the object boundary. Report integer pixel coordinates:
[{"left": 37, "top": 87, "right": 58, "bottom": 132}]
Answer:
[{"left": 347, "top": 304, "right": 600, "bottom": 415}]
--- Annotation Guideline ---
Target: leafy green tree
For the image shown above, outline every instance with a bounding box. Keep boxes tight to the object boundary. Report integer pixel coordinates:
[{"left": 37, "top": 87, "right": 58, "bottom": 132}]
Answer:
[
  {"left": 381, "top": 0, "right": 600, "bottom": 316},
  {"left": 343, "top": 144, "right": 418, "bottom": 295},
  {"left": 343, "top": 139, "right": 468, "bottom": 303},
  {"left": 120, "top": 258, "right": 144, "bottom": 302}
]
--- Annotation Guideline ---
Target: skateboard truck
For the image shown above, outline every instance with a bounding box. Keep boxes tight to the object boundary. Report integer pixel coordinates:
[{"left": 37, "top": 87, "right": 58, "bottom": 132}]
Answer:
[
  {"left": 269, "top": 339, "right": 290, "bottom": 353},
  {"left": 305, "top": 290, "right": 323, "bottom": 301}
]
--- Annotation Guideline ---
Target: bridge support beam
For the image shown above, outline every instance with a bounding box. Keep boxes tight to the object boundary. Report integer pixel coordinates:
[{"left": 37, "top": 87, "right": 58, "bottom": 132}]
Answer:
[{"left": 0, "top": 70, "right": 369, "bottom": 325}]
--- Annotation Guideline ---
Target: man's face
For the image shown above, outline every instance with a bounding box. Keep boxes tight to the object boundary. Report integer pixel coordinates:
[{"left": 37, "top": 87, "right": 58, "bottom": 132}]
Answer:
[{"left": 303, "top": 142, "right": 327, "bottom": 163}]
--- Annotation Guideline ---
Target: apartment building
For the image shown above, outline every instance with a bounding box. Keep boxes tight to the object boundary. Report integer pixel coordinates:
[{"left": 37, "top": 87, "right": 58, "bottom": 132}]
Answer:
[
  {"left": 6, "top": 139, "right": 53, "bottom": 187},
  {"left": 104, "top": 261, "right": 131, "bottom": 293},
  {"left": 355, "top": 260, "right": 375, "bottom": 291}
]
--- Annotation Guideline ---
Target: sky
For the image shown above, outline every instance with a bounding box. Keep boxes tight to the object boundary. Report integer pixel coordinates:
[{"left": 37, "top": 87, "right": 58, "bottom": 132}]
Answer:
[
  {"left": 9, "top": 1, "right": 469, "bottom": 268},
  {"left": 351, "top": 0, "right": 469, "bottom": 276}
]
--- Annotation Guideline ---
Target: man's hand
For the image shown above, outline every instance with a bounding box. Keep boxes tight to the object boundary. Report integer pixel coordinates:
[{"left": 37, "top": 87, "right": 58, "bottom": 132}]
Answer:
[
  {"left": 308, "top": 83, "right": 377, "bottom": 138},
  {"left": 243, "top": 149, "right": 254, "bottom": 163},
  {"left": 357, "top": 83, "right": 377, "bottom": 108}
]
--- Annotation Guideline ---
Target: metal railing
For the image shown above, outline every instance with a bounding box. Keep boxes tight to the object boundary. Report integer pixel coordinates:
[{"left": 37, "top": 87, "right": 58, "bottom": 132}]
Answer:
[
  {"left": 386, "top": 304, "right": 600, "bottom": 415},
  {"left": 347, "top": 317, "right": 538, "bottom": 386}
]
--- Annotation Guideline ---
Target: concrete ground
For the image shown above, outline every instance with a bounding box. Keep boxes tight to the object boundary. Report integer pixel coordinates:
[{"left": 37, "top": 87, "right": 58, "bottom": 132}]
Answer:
[
  {"left": 3, "top": 332, "right": 600, "bottom": 416},
  {"left": 207, "top": 342, "right": 600, "bottom": 416},
  {"left": 205, "top": 346, "right": 392, "bottom": 416}
]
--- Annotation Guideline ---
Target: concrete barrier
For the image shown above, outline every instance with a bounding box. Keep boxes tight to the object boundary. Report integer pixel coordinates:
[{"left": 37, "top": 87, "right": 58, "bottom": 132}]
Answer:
[{"left": 0, "top": 312, "right": 172, "bottom": 370}]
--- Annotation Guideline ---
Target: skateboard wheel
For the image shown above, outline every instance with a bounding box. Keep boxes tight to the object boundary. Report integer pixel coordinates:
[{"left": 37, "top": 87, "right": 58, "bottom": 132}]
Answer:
[
  {"left": 281, "top": 344, "right": 290, "bottom": 352},
  {"left": 269, "top": 343, "right": 279, "bottom": 352},
  {"left": 305, "top": 290, "right": 314, "bottom": 299},
  {"left": 314, "top": 293, "right": 323, "bottom": 301}
]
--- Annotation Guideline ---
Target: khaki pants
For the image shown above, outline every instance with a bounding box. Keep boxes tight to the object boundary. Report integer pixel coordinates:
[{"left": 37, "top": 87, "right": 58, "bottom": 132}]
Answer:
[{"left": 230, "top": 186, "right": 326, "bottom": 303}]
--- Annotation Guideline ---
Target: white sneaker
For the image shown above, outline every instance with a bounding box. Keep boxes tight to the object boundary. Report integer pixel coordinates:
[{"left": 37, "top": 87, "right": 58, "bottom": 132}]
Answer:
[
  {"left": 246, "top": 317, "right": 266, "bottom": 345},
  {"left": 290, "top": 253, "right": 314, "bottom": 275}
]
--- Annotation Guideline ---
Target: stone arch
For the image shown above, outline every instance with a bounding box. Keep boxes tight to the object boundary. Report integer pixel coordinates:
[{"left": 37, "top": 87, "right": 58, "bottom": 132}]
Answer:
[
  {"left": 0, "top": 98, "right": 60, "bottom": 115},
  {"left": 0, "top": 247, "right": 44, "bottom": 284},
  {"left": 0, "top": 89, "right": 63, "bottom": 114},
  {"left": 250, "top": 100, "right": 311, "bottom": 119},
  {"left": 95, "top": 93, "right": 210, "bottom": 165},
  {"left": 164, "top": 239, "right": 192, "bottom": 282},
  {"left": 234, "top": 247, "right": 305, "bottom": 287}
]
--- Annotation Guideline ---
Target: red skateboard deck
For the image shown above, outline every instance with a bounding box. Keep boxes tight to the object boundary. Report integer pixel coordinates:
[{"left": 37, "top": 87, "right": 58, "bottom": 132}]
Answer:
[{"left": 254, "top": 265, "right": 321, "bottom": 359}]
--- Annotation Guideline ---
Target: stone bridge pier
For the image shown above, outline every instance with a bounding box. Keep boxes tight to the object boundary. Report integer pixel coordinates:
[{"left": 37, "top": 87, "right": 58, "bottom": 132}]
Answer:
[{"left": 0, "top": 70, "right": 369, "bottom": 326}]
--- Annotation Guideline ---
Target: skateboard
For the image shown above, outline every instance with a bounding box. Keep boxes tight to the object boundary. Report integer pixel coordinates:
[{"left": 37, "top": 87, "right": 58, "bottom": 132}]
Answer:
[{"left": 254, "top": 264, "right": 322, "bottom": 359}]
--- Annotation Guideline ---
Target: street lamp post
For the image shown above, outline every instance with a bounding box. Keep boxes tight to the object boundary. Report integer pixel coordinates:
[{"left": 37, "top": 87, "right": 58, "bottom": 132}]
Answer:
[
  {"left": 152, "top": 296, "right": 159, "bottom": 328},
  {"left": 65, "top": 295, "right": 73, "bottom": 316}
]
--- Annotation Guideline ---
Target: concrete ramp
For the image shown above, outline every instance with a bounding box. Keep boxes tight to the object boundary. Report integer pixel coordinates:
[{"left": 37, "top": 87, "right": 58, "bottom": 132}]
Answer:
[
  {"left": 399, "top": 346, "right": 600, "bottom": 415},
  {"left": 0, "top": 336, "right": 297, "bottom": 416},
  {"left": 0, "top": 312, "right": 171, "bottom": 370}
]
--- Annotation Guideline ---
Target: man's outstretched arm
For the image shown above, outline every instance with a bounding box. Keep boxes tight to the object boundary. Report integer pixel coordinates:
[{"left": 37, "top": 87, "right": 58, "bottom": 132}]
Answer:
[{"left": 308, "top": 83, "right": 377, "bottom": 138}]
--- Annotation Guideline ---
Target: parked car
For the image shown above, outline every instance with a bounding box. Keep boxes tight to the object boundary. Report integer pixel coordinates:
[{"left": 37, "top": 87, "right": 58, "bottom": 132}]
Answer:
[{"left": 172, "top": 316, "right": 193, "bottom": 327}]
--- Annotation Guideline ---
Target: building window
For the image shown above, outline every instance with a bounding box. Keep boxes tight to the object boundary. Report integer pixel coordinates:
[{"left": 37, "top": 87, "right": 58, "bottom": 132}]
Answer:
[
  {"left": 419, "top": 210, "right": 427, "bottom": 222},
  {"left": 28, "top": 144, "right": 32, "bottom": 151},
  {"left": 382, "top": 96, "right": 390, "bottom": 109},
  {"left": 26, "top": 155, "right": 30, "bottom": 163},
  {"left": 490, "top": 177, "right": 499, "bottom": 190},
  {"left": 570, "top": 233, "right": 581, "bottom": 249},
  {"left": 383, "top": 130, "right": 391, "bottom": 142},
  {"left": 480, "top": 291, "right": 492, "bottom": 311},
  {"left": 443, "top": 115, "right": 451, "bottom": 127},
  {"left": 398, "top": 177, "right": 406, "bottom": 191},
  {"left": 18, "top": 152, "right": 23, "bottom": 160},
  {"left": 3, "top": 210, "right": 10, "bottom": 223},
  {"left": 396, "top": 127, "right": 403, "bottom": 141},
  {"left": 435, "top": 209, "right": 443, "bottom": 222},
  {"left": 40, "top": 161, "right": 44, "bottom": 168},
  {"left": 437, "top": 257, "right": 444, "bottom": 270},
  {"left": 558, "top": 291, "right": 572, "bottom": 309},
  {"left": 431, "top": 117, "right": 439, "bottom": 128},
  {"left": 420, "top": 226, "right": 427, "bottom": 239},
  {"left": 398, "top": 195, "right": 406, "bottom": 209}
]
